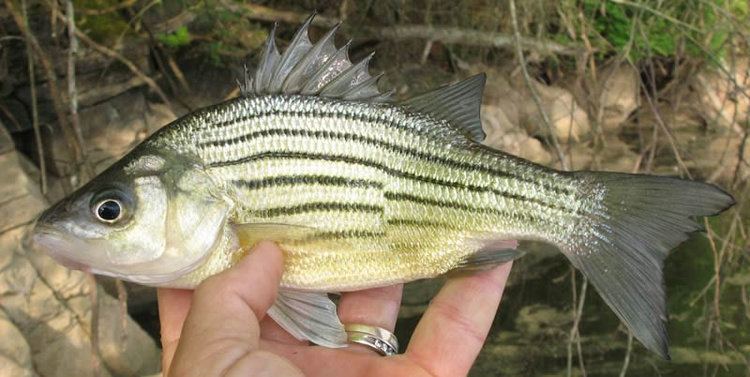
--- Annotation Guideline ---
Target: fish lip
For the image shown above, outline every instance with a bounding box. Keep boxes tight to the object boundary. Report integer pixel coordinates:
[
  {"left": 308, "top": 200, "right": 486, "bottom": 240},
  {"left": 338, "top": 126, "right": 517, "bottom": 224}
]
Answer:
[{"left": 28, "top": 225, "right": 91, "bottom": 272}]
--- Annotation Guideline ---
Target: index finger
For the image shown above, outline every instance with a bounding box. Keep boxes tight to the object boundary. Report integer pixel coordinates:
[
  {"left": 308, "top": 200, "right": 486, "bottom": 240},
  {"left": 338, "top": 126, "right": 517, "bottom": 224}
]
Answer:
[
  {"left": 405, "top": 262, "right": 513, "bottom": 377},
  {"left": 168, "top": 241, "right": 284, "bottom": 377},
  {"left": 157, "top": 288, "right": 193, "bottom": 375}
]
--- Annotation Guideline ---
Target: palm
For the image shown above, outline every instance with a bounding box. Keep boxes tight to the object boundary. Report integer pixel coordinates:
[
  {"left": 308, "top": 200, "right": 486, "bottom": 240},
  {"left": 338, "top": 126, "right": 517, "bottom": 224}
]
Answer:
[
  {"left": 159, "top": 243, "right": 512, "bottom": 377},
  {"left": 261, "top": 341, "right": 434, "bottom": 377}
]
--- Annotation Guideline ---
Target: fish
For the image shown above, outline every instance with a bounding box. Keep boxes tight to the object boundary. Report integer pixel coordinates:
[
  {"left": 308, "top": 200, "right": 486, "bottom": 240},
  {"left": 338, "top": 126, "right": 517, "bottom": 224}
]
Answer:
[{"left": 27, "top": 15, "right": 734, "bottom": 359}]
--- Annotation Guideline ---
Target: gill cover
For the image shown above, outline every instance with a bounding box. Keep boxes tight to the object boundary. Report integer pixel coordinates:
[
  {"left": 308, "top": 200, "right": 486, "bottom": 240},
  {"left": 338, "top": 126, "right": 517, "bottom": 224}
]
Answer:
[{"left": 101, "top": 153, "right": 231, "bottom": 284}]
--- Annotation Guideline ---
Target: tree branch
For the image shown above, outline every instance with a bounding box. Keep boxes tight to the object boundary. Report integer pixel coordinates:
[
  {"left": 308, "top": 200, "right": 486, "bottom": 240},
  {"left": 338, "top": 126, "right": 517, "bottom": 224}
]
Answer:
[
  {"left": 5, "top": 0, "right": 84, "bottom": 164},
  {"left": 223, "top": 3, "right": 580, "bottom": 57},
  {"left": 45, "top": 2, "right": 174, "bottom": 111}
]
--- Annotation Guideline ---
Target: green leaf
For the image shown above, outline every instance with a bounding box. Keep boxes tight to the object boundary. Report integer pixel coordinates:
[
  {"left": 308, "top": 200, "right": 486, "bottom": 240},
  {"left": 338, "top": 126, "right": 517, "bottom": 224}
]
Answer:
[{"left": 157, "top": 26, "right": 192, "bottom": 48}]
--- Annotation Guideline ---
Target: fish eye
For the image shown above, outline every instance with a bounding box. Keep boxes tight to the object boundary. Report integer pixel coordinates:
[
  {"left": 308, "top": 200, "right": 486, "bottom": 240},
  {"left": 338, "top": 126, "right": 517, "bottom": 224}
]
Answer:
[{"left": 94, "top": 199, "right": 123, "bottom": 223}]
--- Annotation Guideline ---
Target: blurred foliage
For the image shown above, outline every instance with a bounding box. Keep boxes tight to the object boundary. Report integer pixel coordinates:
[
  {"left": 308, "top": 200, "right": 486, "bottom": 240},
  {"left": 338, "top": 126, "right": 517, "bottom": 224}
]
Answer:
[
  {"left": 157, "top": 25, "right": 191, "bottom": 47},
  {"left": 71, "top": 0, "right": 750, "bottom": 68},
  {"left": 75, "top": 0, "right": 132, "bottom": 43},
  {"left": 577, "top": 0, "right": 750, "bottom": 61},
  {"left": 187, "top": 1, "right": 267, "bottom": 64}
]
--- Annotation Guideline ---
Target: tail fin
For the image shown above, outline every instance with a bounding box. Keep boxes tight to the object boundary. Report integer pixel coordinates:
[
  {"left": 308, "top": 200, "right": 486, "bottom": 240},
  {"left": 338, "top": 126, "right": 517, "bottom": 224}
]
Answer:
[{"left": 563, "top": 172, "right": 734, "bottom": 359}]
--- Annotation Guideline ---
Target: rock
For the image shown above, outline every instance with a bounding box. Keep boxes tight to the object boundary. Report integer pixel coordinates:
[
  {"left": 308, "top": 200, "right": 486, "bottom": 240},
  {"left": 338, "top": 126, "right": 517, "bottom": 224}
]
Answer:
[
  {"left": 483, "top": 70, "right": 590, "bottom": 144},
  {"left": 0, "top": 311, "right": 34, "bottom": 377},
  {"left": 521, "top": 79, "right": 591, "bottom": 144},
  {"left": 43, "top": 88, "right": 176, "bottom": 179},
  {"left": 0, "top": 141, "right": 161, "bottom": 377},
  {"left": 0, "top": 152, "right": 47, "bottom": 233},
  {"left": 691, "top": 133, "right": 750, "bottom": 182},
  {"left": 482, "top": 104, "right": 552, "bottom": 164},
  {"left": 596, "top": 63, "right": 640, "bottom": 130},
  {"left": 565, "top": 137, "right": 640, "bottom": 171},
  {"left": 689, "top": 58, "right": 749, "bottom": 133}
]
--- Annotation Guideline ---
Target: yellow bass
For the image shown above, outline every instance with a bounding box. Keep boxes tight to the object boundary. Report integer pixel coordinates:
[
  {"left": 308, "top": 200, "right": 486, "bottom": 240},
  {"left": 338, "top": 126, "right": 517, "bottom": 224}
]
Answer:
[{"left": 28, "top": 16, "right": 734, "bottom": 357}]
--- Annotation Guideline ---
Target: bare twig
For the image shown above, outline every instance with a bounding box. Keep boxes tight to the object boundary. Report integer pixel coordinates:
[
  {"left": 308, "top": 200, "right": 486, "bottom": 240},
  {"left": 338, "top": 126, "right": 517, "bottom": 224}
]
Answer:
[
  {"left": 689, "top": 275, "right": 717, "bottom": 307},
  {"left": 87, "top": 273, "right": 102, "bottom": 377},
  {"left": 0, "top": 102, "right": 24, "bottom": 131},
  {"left": 224, "top": 3, "right": 581, "bottom": 57},
  {"left": 46, "top": 4, "right": 174, "bottom": 111},
  {"left": 639, "top": 41, "right": 692, "bottom": 178},
  {"left": 223, "top": 86, "right": 241, "bottom": 101},
  {"left": 420, "top": 40, "right": 434, "bottom": 65},
  {"left": 509, "top": 0, "right": 569, "bottom": 170},
  {"left": 732, "top": 123, "right": 749, "bottom": 187},
  {"left": 131, "top": 10, "right": 191, "bottom": 96},
  {"left": 65, "top": 0, "right": 86, "bottom": 175},
  {"left": 221, "top": 2, "right": 335, "bottom": 28},
  {"left": 373, "top": 25, "right": 579, "bottom": 57},
  {"left": 115, "top": 279, "right": 129, "bottom": 344},
  {"left": 167, "top": 55, "right": 191, "bottom": 92},
  {"left": 49, "top": 0, "right": 58, "bottom": 38},
  {"left": 619, "top": 331, "right": 634, "bottom": 377},
  {"left": 71, "top": 25, "right": 174, "bottom": 111},
  {"left": 5, "top": 0, "right": 84, "bottom": 165},
  {"left": 566, "top": 268, "right": 577, "bottom": 377},
  {"left": 80, "top": 0, "right": 137, "bottom": 16},
  {"left": 566, "top": 268, "right": 589, "bottom": 377},
  {"left": 574, "top": 275, "right": 589, "bottom": 377},
  {"left": 21, "top": 0, "right": 46, "bottom": 194}
]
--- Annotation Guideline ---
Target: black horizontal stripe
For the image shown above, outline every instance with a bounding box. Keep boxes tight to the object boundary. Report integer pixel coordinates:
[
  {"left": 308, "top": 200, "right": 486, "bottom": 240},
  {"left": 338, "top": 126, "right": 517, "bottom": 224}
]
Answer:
[
  {"left": 386, "top": 192, "right": 544, "bottom": 224},
  {"left": 385, "top": 192, "right": 502, "bottom": 215},
  {"left": 211, "top": 151, "right": 574, "bottom": 213},
  {"left": 387, "top": 218, "right": 460, "bottom": 229},
  {"left": 201, "top": 127, "right": 516, "bottom": 181},
  {"left": 254, "top": 202, "right": 383, "bottom": 218},
  {"left": 232, "top": 175, "right": 383, "bottom": 190},
  {"left": 211, "top": 151, "right": 485, "bottom": 191},
  {"left": 199, "top": 101, "right": 575, "bottom": 196},
  {"left": 295, "top": 230, "right": 387, "bottom": 242}
]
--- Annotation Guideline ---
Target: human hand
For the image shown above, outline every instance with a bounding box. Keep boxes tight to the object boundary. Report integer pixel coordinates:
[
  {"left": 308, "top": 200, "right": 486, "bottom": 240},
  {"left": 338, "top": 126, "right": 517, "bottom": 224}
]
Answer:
[{"left": 159, "top": 241, "right": 513, "bottom": 377}]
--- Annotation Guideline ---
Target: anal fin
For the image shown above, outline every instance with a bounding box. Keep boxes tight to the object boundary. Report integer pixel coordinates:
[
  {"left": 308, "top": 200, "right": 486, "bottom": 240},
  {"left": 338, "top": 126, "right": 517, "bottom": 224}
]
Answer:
[
  {"left": 267, "top": 290, "right": 347, "bottom": 348},
  {"left": 454, "top": 248, "right": 525, "bottom": 272}
]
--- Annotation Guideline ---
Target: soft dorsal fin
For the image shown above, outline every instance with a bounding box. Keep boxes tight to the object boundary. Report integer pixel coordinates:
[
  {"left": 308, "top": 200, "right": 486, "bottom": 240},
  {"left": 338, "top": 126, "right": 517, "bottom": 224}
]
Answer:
[
  {"left": 239, "top": 14, "right": 391, "bottom": 102},
  {"left": 402, "top": 74, "right": 487, "bottom": 142}
]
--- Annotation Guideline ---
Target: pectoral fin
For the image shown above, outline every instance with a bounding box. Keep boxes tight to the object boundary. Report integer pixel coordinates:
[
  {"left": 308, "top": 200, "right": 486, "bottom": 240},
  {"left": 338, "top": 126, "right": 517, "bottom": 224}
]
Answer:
[
  {"left": 267, "top": 289, "right": 347, "bottom": 348},
  {"left": 233, "top": 222, "right": 318, "bottom": 248}
]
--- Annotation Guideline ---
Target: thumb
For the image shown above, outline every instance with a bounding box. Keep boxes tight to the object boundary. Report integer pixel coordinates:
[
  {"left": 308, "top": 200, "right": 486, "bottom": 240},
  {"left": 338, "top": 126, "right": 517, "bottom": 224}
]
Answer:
[{"left": 168, "top": 241, "right": 285, "bottom": 377}]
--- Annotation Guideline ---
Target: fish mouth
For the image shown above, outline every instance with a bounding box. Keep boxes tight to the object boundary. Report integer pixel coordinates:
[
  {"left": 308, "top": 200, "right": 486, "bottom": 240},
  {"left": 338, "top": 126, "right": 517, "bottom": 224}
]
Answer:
[{"left": 28, "top": 226, "right": 91, "bottom": 272}]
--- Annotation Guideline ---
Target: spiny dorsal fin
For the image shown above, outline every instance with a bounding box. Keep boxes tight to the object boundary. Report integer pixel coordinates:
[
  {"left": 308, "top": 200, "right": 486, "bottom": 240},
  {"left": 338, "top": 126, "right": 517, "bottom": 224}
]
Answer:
[
  {"left": 240, "top": 14, "right": 391, "bottom": 102},
  {"left": 402, "top": 74, "right": 487, "bottom": 142},
  {"left": 252, "top": 23, "right": 280, "bottom": 94}
]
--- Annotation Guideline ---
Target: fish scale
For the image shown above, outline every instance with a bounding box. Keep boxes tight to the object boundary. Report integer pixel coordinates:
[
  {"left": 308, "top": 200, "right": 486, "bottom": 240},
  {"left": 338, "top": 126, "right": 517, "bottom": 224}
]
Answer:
[
  {"left": 146, "top": 93, "right": 583, "bottom": 292},
  {"left": 30, "top": 15, "right": 735, "bottom": 355}
]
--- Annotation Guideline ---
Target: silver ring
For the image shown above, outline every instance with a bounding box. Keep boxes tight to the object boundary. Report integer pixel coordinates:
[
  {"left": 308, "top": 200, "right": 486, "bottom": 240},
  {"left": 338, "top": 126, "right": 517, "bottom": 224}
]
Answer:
[{"left": 345, "top": 324, "right": 399, "bottom": 356}]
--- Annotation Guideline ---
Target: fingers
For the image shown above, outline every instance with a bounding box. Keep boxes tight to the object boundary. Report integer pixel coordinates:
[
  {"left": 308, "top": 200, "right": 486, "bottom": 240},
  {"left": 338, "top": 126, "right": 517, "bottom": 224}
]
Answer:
[
  {"left": 338, "top": 284, "right": 403, "bottom": 355},
  {"left": 261, "top": 285, "right": 404, "bottom": 350},
  {"left": 338, "top": 284, "right": 403, "bottom": 331},
  {"left": 168, "top": 241, "right": 285, "bottom": 377},
  {"left": 157, "top": 288, "right": 193, "bottom": 376},
  {"left": 223, "top": 350, "right": 304, "bottom": 377},
  {"left": 406, "top": 262, "right": 513, "bottom": 377}
]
